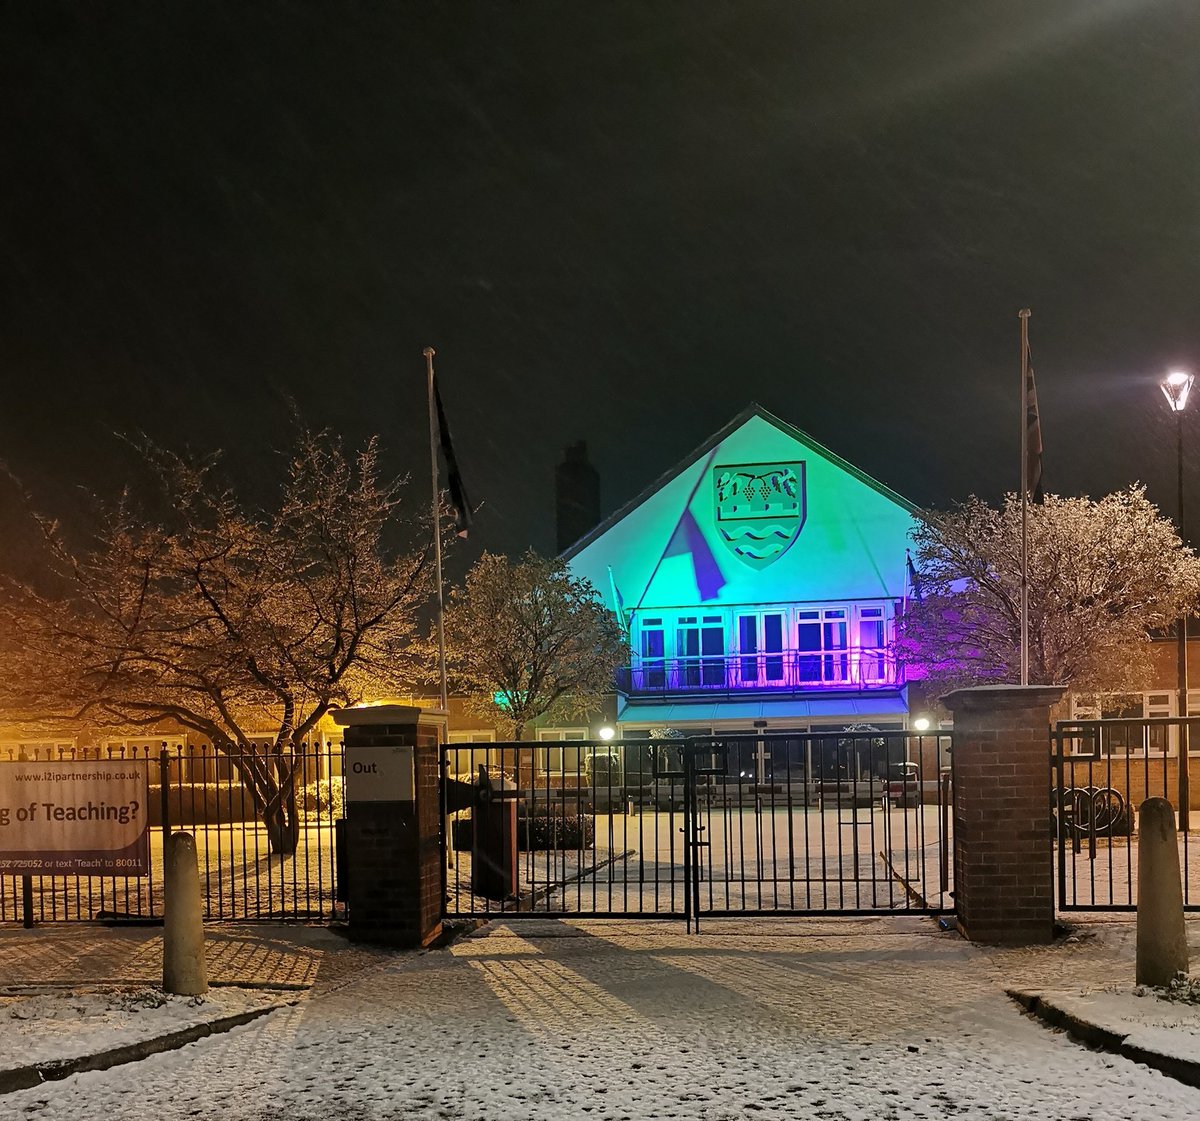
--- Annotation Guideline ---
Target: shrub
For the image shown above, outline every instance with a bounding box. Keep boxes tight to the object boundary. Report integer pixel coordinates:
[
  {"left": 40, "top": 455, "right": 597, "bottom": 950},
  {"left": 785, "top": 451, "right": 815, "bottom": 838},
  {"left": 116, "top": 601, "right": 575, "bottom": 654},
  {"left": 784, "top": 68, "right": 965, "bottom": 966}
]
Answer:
[
  {"left": 449, "top": 810, "right": 595, "bottom": 851},
  {"left": 585, "top": 749, "right": 623, "bottom": 789},
  {"left": 521, "top": 812, "right": 594, "bottom": 851},
  {"left": 300, "top": 777, "right": 345, "bottom": 821}
]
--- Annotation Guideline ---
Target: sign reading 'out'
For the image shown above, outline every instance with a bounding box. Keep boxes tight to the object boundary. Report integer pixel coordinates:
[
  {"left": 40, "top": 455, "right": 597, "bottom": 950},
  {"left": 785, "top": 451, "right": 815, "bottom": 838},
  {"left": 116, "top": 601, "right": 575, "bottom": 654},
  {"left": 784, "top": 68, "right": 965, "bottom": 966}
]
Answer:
[
  {"left": 0, "top": 759, "right": 151, "bottom": 877},
  {"left": 345, "top": 746, "right": 415, "bottom": 802}
]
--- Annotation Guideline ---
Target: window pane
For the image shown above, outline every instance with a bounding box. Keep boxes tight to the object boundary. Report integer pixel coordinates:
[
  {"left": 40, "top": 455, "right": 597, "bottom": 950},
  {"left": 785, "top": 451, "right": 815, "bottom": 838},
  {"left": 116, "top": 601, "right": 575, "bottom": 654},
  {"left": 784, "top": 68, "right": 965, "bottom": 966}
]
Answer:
[
  {"left": 678, "top": 623, "right": 701, "bottom": 686},
  {"left": 641, "top": 627, "right": 665, "bottom": 689},
  {"left": 764, "top": 614, "right": 784, "bottom": 680},
  {"left": 798, "top": 621, "right": 821, "bottom": 680},
  {"left": 701, "top": 625, "right": 725, "bottom": 685},
  {"left": 737, "top": 616, "right": 757, "bottom": 683}
]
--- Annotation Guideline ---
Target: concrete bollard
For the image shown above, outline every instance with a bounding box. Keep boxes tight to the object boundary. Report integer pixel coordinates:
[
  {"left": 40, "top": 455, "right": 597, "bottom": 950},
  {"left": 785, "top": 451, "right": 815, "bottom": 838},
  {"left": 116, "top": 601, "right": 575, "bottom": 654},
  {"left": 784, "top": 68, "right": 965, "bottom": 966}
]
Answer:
[
  {"left": 1136, "top": 798, "right": 1189, "bottom": 987},
  {"left": 163, "top": 831, "right": 208, "bottom": 996}
]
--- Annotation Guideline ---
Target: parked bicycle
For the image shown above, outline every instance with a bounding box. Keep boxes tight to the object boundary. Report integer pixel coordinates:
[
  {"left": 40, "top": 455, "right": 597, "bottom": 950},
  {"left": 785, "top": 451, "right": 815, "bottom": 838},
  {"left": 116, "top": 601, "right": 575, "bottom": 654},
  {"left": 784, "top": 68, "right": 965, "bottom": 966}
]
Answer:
[{"left": 1053, "top": 785, "right": 1128, "bottom": 839}]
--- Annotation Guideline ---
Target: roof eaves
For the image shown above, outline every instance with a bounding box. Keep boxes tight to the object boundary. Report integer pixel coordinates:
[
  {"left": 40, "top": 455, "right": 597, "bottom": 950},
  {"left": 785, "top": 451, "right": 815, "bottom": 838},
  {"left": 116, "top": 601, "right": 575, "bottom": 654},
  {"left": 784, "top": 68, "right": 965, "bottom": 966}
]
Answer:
[{"left": 558, "top": 401, "right": 918, "bottom": 560}]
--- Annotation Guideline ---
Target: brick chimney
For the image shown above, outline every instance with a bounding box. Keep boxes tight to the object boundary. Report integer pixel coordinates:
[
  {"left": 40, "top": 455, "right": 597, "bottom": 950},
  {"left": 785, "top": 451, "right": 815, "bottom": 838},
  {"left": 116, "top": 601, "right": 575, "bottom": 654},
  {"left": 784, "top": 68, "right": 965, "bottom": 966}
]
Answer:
[{"left": 556, "top": 441, "right": 600, "bottom": 553}]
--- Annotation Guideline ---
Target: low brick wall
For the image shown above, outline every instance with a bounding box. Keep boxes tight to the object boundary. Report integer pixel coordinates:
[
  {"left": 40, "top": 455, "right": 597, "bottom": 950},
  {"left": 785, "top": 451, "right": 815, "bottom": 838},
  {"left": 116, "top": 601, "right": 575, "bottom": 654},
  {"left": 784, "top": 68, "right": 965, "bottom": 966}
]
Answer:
[{"left": 1060, "top": 756, "right": 1200, "bottom": 812}]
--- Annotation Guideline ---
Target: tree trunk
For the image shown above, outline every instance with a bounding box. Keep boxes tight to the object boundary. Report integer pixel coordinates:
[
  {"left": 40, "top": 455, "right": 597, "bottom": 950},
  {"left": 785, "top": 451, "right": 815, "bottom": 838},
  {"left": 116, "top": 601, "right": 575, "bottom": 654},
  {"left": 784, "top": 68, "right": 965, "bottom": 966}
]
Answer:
[{"left": 226, "top": 747, "right": 301, "bottom": 856}]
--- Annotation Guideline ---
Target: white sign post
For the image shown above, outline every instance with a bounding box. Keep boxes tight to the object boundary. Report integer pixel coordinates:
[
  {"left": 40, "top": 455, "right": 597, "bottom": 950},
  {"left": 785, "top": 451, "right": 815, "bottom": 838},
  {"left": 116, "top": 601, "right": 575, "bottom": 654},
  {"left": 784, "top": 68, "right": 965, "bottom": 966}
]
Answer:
[
  {"left": 0, "top": 759, "right": 151, "bottom": 876},
  {"left": 345, "top": 745, "right": 415, "bottom": 803}
]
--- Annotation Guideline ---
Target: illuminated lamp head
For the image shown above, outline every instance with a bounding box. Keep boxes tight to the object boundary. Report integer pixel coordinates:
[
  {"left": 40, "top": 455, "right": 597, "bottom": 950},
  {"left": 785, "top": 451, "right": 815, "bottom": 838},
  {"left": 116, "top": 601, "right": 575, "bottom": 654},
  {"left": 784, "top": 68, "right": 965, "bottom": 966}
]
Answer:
[{"left": 1162, "top": 370, "right": 1194, "bottom": 413}]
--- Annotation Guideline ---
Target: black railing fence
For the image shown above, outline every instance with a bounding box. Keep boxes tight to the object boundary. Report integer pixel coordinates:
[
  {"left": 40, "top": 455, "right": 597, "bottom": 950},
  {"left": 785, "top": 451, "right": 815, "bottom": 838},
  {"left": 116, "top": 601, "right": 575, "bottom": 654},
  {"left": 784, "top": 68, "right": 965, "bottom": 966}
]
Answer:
[
  {"left": 1054, "top": 717, "right": 1200, "bottom": 911},
  {"left": 444, "top": 730, "right": 952, "bottom": 924},
  {"left": 0, "top": 744, "right": 345, "bottom": 924}
]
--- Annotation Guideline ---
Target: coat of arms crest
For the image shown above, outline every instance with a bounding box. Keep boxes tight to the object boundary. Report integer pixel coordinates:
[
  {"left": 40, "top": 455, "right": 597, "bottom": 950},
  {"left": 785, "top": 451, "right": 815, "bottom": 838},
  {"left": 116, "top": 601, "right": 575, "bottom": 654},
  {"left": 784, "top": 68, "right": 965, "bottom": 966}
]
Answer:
[{"left": 713, "top": 462, "right": 806, "bottom": 569}]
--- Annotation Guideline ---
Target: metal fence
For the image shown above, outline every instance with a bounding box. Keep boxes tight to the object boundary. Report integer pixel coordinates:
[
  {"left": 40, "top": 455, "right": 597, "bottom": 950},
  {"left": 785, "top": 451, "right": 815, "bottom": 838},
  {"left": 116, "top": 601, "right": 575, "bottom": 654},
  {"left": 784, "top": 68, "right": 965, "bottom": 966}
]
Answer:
[
  {"left": 0, "top": 744, "right": 345, "bottom": 924},
  {"left": 1054, "top": 717, "right": 1199, "bottom": 911},
  {"left": 443, "top": 730, "right": 953, "bottom": 925}
]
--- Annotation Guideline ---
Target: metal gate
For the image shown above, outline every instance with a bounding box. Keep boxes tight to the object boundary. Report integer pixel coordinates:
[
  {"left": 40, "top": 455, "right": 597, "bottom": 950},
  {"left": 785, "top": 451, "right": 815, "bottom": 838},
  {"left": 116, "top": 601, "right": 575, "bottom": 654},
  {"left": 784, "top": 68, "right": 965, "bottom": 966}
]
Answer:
[
  {"left": 1054, "top": 717, "right": 1199, "bottom": 911},
  {"left": 443, "top": 730, "right": 953, "bottom": 925}
]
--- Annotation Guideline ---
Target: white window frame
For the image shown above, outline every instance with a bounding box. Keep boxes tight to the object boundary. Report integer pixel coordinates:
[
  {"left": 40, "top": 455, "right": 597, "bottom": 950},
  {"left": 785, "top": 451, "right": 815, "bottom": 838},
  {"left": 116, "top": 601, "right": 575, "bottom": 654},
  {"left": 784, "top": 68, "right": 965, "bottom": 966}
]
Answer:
[
  {"left": 853, "top": 604, "right": 889, "bottom": 684},
  {"left": 1070, "top": 692, "right": 1175, "bottom": 757},
  {"left": 796, "top": 606, "right": 850, "bottom": 684},
  {"left": 536, "top": 728, "right": 588, "bottom": 774}
]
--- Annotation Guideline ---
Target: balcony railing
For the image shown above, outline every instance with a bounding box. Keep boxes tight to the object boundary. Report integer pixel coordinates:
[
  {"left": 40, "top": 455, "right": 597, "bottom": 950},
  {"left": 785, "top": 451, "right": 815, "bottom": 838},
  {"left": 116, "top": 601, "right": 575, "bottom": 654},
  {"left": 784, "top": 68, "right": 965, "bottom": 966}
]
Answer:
[{"left": 616, "top": 649, "right": 902, "bottom": 697}]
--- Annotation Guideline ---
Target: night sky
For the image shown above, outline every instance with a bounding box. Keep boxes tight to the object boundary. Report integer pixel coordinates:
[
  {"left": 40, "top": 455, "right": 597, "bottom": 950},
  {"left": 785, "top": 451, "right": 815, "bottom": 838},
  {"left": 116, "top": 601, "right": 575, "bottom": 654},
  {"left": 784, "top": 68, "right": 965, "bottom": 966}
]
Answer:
[{"left": 2, "top": 2, "right": 1197, "bottom": 570}]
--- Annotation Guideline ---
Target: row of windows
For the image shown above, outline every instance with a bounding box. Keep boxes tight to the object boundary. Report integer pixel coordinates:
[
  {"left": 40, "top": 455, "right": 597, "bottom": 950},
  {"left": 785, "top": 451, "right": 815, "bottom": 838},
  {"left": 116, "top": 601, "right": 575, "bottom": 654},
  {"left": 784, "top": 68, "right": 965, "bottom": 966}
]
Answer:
[
  {"left": 634, "top": 603, "right": 894, "bottom": 687},
  {"left": 1070, "top": 691, "right": 1200, "bottom": 755}
]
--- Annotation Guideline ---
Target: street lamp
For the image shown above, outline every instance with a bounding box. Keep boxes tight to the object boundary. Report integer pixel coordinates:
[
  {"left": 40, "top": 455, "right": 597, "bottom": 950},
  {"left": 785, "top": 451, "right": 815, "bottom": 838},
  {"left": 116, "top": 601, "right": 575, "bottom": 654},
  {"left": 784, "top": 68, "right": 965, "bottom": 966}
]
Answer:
[{"left": 1162, "top": 369, "right": 1194, "bottom": 829}]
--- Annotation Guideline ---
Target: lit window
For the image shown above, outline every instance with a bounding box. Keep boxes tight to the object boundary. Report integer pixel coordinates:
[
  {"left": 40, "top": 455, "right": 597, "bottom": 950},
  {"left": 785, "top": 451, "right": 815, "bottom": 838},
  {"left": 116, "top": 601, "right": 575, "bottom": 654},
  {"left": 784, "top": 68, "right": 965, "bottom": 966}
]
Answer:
[
  {"left": 797, "top": 608, "right": 849, "bottom": 683},
  {"left": 536, "top": 729, "right": 587, "bottom": 774},
  {"left": 639, "top": 617, "right": 665, "bottom": 689}
]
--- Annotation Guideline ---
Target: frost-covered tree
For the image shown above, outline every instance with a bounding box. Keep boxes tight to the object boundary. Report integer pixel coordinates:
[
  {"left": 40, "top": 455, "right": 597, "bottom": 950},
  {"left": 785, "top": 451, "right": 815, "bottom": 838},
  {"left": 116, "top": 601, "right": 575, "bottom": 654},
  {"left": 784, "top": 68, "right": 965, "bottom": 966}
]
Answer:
[
  {"left": 0, "top": 434, "right": 433, "bottom": 853},
  {"left": 900, "top": 487, "right": 1200, "bottom": 698},
  {"left": 444, "top": 551, "right": 626, "bottom": 739}
]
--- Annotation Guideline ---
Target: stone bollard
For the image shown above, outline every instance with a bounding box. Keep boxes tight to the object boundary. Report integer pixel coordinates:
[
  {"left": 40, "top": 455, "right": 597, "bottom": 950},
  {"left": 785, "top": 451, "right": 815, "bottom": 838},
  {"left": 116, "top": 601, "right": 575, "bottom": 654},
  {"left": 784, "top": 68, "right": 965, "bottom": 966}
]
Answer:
[
  {"left": 163, "top": 831, "right": 208, "bottom": 996},
  {"left": 1136, "top": 798, "right": 1189, "bottom": 987}
]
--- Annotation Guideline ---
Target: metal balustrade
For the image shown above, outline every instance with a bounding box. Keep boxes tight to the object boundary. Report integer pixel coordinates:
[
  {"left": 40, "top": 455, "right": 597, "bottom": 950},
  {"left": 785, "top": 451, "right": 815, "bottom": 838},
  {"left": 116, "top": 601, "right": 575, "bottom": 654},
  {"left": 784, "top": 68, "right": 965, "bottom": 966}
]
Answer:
[{"left": 615, "top": 649, "right": 902, "bottom": 696}]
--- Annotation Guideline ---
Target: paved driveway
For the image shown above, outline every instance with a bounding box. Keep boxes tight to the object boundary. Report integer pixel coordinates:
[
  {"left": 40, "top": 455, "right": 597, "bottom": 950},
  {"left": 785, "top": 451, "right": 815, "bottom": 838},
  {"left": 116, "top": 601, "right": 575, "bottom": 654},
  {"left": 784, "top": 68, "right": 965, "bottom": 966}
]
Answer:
[{"left": 3, "top": 917, "right": 1198, "bottom": 1120}]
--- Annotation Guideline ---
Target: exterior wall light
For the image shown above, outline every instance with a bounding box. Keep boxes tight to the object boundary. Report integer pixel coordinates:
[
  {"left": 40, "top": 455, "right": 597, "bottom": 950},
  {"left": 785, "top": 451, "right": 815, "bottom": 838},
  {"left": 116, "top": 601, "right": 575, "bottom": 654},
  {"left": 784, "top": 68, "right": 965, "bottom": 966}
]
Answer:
[
  {"left": 912, "top": 716, "right": 931, "bottom": 732},
  {"left": 597, "top": 725, "right": 616, "bottom": 741}
]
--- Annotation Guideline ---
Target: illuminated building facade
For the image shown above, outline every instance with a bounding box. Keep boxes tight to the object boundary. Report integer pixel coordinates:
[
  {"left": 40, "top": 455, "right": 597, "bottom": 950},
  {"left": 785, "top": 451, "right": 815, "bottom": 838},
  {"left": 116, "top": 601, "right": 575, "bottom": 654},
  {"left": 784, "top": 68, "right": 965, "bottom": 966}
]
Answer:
[{"left": 563, "top": 405, "right": 921, "bottom": 738}]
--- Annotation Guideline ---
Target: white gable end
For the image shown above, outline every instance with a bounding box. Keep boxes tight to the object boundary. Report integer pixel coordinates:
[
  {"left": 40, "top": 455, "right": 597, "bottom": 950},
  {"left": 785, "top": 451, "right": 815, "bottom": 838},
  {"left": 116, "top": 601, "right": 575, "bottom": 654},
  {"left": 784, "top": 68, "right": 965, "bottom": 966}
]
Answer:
[{"left": 568, "top": 410, "right": 917, "bottom": 614}]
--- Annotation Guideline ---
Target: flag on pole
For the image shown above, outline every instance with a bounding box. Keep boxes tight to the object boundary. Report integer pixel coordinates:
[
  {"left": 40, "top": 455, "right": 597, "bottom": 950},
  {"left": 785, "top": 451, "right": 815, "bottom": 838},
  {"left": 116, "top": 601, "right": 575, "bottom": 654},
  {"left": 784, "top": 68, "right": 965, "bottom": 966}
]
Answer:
[
  {"left": 905, "top": 550, "right": 924, "bottom": 606},
  {"left": 608, "top": 565, "right": 630, "bottom": 634},
  {"left": 1025, "top": 349, "right": 1044, "bottom": 504},
  {"left": 433, "top": 378, "right": 473, "bottom": 537}
]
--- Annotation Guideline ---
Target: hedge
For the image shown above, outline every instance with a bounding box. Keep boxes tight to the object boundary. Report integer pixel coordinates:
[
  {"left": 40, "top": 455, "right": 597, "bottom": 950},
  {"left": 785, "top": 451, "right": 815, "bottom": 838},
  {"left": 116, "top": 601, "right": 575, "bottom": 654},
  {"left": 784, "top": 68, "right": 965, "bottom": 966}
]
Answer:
[{"left": 451, "top": 811, "right": 595, "bottom": 852}]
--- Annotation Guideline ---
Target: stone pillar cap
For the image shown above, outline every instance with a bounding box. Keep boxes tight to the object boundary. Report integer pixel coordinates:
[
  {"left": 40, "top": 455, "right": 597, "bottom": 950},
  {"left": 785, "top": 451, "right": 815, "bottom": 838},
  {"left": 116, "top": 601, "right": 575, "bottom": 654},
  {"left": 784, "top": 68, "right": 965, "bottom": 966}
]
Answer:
[
  {"left": 331, "top": 704, "right": 422, "bottom": 727},
  {"left": 941, "top": 684, "right": 1066, "bottom": 712}
]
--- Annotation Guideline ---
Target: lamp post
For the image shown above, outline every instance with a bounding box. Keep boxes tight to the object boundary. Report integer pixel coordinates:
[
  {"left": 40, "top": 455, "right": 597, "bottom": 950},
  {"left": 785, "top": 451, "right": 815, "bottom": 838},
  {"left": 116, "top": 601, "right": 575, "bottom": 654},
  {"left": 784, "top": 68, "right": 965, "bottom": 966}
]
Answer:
[{"left": 1162, "top": 369, "right": 1194, "bottom": 829}]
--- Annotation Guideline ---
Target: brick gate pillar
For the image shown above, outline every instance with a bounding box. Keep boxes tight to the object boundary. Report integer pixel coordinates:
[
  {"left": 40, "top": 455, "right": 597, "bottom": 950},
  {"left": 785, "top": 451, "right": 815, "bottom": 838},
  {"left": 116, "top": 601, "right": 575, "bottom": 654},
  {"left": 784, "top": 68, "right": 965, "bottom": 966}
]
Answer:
[
  {"left": 332, "top": 705, "right": 444, "bottom": 948},
  {"left": 941, "top": 684, "right": 1066, "bottom": 945}
]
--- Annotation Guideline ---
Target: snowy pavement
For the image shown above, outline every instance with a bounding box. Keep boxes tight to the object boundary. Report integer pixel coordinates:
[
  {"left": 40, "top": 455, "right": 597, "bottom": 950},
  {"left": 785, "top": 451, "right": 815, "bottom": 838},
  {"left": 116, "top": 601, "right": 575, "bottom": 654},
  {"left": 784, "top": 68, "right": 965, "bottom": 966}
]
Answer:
[
  {"left": 3, "top": 916, "right": 1200, "bottom": 1120},
  {"left": 0, "top": 987, "right": 285, "bottom": 1069}
]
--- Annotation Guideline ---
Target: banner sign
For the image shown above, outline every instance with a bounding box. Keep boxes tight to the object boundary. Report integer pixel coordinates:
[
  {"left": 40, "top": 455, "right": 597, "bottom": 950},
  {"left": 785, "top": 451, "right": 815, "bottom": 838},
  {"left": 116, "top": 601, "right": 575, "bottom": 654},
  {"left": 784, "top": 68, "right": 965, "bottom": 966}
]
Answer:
[{"left": 0, "top": 759, "right": 150, "bottom": 877}]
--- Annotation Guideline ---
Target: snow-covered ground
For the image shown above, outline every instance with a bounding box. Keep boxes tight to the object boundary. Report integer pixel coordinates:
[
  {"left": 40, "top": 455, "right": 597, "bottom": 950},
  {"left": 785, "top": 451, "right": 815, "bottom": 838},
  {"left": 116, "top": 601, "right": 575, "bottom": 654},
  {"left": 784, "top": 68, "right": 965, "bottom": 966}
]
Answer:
[
  {"left": 1039, "top": 985, "right": 1200, "bottom": 1065},
  {"left": 0, "top": 986, "right": 286, "bottom": 1069},
  {"left": 4, "top": 917, "right": 1200, "bottom": 1119}
]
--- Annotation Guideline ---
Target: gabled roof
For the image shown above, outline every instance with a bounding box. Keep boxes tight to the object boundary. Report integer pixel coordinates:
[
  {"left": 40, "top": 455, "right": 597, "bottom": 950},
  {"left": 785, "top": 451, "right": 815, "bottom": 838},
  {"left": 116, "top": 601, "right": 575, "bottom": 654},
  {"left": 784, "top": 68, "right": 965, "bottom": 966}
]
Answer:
[{"left": 560, "top": 402, "right": 918, "bottom": 560}]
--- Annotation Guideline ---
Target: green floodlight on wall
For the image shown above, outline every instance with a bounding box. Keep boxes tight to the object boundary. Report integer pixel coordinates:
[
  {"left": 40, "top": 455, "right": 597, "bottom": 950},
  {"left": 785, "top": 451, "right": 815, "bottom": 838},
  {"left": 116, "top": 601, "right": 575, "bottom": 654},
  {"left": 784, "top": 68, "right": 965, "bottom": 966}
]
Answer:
[{"left": 492, "top": 691, "right": 512, "bottom": 710}]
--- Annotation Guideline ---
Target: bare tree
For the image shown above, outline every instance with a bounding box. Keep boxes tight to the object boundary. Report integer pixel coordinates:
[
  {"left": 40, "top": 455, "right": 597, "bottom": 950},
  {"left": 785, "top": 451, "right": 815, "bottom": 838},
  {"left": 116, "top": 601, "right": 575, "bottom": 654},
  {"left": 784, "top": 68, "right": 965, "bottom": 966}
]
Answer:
[
  {"left": 900, "top": 487, "right": 1200, "bottom": 699},
  {"left": 443, "top": 551, "right": 626, "bottom": 739},
  {"left": 0, "top": 435, "right": 433, "bottom": 853}
]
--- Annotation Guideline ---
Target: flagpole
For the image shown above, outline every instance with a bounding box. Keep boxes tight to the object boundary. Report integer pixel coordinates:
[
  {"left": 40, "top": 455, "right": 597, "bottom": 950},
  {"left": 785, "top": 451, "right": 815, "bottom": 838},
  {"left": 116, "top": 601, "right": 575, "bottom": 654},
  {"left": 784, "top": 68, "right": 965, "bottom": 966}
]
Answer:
[
  {"left": 424, "top": 346, "right": 449, "bottom": 711},
  {"left": 1019, "top": 309, "right": 1031, "bottom": 686}
]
